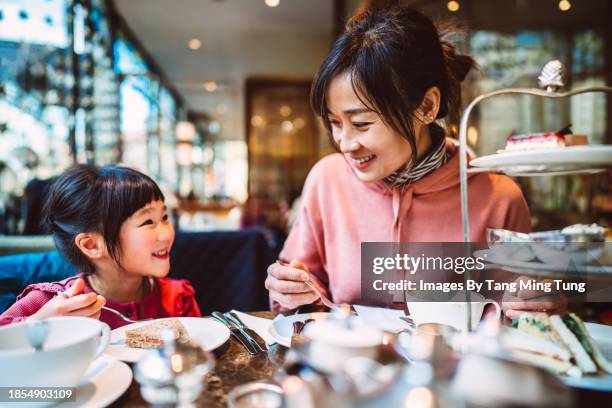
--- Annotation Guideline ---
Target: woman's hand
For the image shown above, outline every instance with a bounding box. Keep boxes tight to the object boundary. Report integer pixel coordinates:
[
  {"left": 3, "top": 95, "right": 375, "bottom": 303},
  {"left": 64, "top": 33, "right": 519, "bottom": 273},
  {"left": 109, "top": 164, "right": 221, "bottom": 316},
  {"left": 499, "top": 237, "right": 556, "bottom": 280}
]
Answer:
[
  {"left": 265, "top": 260, "right": 320, "bottom": 310},
  {"left": 502, "top": 276, "right": 567, "bottom": 320},
  {"left": 29, "top": 278, "right": 106, "bottom": 321}
]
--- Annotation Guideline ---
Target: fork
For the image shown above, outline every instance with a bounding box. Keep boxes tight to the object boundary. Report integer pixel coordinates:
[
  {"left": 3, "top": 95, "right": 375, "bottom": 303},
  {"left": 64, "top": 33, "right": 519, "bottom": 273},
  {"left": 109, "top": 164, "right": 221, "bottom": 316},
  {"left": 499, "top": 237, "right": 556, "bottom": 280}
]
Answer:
[
  {"left": 57, "top": 291, "right": 151, "bottom": 323},
  {"left": 276, "top": 260, "right": 341, "bottom": 311},
  {"left": 101, "top": 306, "right": 153, "bottom": 323}
]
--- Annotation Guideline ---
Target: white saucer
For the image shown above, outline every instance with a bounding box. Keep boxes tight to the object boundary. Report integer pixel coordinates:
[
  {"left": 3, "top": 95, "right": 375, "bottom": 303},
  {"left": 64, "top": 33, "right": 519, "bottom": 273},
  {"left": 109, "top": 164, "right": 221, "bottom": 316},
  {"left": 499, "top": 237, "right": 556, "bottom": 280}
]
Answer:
[
  {"left": 268, "top": 312, "right": 331, "bottom": 347},
  {"left": 56, "top": 356, "right": 132, "bottom": 407},
  {"left": 106, "top": 317, "right": 230, "bottom": 362}
]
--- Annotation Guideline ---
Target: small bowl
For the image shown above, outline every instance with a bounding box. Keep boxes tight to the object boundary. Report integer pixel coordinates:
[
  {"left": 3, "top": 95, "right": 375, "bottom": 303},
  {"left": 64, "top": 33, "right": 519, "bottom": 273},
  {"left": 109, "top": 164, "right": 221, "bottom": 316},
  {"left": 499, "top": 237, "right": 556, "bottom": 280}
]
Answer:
[
  {"left": 301, "top": 318, "right": 383, "bottom": 373},
  {"left": 227, "top": 383, "right": 284, "bottom": 408}
]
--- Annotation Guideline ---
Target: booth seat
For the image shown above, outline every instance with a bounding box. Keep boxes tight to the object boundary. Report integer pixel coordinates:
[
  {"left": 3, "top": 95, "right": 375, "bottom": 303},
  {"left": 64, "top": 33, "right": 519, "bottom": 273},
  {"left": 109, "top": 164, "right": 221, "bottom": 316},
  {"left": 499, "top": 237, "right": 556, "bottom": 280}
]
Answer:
[{"left": 0, "top": 229, "right": 276, "bottom": 315}]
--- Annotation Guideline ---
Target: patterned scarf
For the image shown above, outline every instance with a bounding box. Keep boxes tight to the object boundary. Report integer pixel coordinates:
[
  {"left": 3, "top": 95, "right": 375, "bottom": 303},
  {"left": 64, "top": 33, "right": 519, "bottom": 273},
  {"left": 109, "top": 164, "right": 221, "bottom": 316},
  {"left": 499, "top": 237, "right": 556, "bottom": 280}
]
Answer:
[{"left": 384, "top": 125, "right": 448, "bottom": 188}]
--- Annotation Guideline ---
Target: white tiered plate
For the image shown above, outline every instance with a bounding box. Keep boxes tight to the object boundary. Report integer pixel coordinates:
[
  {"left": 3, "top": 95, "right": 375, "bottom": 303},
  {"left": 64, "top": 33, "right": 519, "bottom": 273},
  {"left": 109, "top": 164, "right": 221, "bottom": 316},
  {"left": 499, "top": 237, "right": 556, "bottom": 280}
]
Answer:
[
  {"left": 475, "top": 249, "right": 612, "bottom": 277},
  {"left": 469, "top": 145, "right": 612, "bottom": 173}
]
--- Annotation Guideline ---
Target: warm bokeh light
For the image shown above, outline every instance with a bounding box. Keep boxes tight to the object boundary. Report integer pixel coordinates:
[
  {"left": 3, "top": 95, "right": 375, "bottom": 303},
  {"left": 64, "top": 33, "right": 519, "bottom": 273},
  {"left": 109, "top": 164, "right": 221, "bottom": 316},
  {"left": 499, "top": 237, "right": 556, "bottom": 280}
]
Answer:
[
  {"left": 204, "top": 81, "right": 217, "bottom": 92},
  {"left": 281, "top": 120, "right": 294, "bottom": 132},
  {"left": 447, "top": 1, "right": 460, "bottom": 12},
  {"left": 187, "top": 38, "right": 201, "bottom": 50},
  {"left": 251, "top": 115, "right": 264, "bottom": 127},
  {"left": 294, "top": 117, "right": 305, "bottom": 129},
  {"left": 404, "top": 387, "right": 434, "bottom": 408},
  {"left": 176, "top": 121, "right": 196, "bottom": 142},
  {"left": 176, "top": 143, "right": 192, "bottom": 166},
  {"left": 265, "top": 0, "right": 280, "bottom": 7},
  {"left": 467, "top": 125, "right": 478, "bottom": 146},
  {"left": 279, "top": 105, "right": 292, "bottom": 117},
  {"left": 558, "top": 0, "right": 571, "bottom": 11}
]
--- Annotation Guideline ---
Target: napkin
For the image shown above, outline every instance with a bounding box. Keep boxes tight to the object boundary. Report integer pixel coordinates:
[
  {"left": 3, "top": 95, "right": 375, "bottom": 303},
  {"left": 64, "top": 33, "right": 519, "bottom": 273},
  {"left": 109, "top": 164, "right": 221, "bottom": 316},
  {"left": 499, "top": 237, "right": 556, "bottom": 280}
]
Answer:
[
  {"left": 231, "top": 310, "right": 276, "bottom": 345},
  {"left": 354, "top": 305, "right": 412, "bottom": 333}
]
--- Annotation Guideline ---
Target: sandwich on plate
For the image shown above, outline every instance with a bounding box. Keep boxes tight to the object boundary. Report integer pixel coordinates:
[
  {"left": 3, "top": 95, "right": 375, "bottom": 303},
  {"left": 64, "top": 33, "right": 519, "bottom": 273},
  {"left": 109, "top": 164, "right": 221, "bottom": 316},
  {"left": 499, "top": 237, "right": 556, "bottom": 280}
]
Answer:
[{"left": 501, "top": 313, "right": 612, "bottom": 377}]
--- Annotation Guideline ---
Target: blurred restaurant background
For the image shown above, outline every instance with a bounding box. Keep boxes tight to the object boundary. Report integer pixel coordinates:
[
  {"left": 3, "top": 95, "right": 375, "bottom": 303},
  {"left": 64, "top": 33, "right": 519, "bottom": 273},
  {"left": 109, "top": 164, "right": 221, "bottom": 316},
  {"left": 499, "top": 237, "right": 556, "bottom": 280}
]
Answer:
[{"left": 0, "top": 0, "right": 611, "bottom": 242}]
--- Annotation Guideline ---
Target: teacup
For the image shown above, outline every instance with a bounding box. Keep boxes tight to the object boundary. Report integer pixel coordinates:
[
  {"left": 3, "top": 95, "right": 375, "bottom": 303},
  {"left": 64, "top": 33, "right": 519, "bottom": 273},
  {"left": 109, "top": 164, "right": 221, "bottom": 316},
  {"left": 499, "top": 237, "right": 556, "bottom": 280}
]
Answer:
[
  {"left": 406, "top": 291, "right": 501, "bottom": 331},
  {"left": 301, "top": 317, "right": 383, "bottom": 373},
  {"left": 0, "top": 317, "right": 110, "bottom": 387}
]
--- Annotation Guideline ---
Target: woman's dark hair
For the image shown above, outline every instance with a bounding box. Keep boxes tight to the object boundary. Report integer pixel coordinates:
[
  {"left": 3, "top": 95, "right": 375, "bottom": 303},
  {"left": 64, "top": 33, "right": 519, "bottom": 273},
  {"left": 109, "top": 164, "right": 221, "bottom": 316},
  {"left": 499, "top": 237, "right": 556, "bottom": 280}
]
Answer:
[
  {"left": 311, "top": 5, "right": 476, "bottom": 161},
  {"left": 42, "top": 165, "right": 164, "bottom": 274}
]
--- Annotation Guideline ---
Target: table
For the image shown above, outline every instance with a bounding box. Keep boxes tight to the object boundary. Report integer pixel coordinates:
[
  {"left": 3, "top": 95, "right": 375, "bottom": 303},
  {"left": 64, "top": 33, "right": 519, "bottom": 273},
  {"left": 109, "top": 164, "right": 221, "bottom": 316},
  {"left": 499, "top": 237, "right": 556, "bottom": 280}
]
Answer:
[
  {"left": 110, "top": 312, "right": 281, "bottom": 408},
  {"left": 110, "top": 311, "right": 612, "bottom": 407}
]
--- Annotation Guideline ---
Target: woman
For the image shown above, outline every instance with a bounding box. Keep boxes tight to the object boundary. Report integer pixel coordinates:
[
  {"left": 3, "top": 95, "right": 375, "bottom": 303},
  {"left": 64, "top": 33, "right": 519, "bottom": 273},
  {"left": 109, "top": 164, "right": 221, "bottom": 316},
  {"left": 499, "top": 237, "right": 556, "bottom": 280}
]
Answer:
[{"left": 266, "top": 5, "right": 563, "bottom": 318}]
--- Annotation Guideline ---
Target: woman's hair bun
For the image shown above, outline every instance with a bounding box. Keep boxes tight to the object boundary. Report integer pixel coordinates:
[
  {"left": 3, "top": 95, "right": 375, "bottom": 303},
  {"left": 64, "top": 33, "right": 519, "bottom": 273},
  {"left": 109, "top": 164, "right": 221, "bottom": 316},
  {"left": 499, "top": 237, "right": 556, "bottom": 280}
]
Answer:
[{"left": 437, "top": 22, "right": 477, "bottom": 83}]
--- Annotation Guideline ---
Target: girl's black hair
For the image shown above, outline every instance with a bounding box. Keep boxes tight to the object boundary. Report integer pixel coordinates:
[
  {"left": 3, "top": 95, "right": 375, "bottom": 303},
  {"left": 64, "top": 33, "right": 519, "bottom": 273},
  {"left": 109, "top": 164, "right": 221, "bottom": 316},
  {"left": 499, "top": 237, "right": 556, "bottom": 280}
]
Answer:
[
  {"left": 311, "top": 5, "right": 476, "bottom": 161},
  {"left": 42, "top": 165, "right": 165, "bottom": 274}
]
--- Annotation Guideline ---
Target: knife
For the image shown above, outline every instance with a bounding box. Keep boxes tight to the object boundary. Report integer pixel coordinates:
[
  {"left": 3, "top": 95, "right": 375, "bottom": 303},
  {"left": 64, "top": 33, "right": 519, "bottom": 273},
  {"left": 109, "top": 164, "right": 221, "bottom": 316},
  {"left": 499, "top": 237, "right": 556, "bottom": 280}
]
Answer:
[
  {"left": 211, "top": 312, "right": 257, "bottom": 355},
  {"left": 225, "top": 311, "right": 268, "bottom": 352}
]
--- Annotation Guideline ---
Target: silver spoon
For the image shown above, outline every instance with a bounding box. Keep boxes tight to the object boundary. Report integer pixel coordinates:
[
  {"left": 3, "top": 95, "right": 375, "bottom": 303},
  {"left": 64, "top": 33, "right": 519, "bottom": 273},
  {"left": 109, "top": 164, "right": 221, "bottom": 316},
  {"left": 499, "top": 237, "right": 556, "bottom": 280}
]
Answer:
[
  {"left": 276, "top": 260, "right": 341, "bottom": 311},
  {"left": 26, "top": 320, "right": 49, "bottom": 351}
]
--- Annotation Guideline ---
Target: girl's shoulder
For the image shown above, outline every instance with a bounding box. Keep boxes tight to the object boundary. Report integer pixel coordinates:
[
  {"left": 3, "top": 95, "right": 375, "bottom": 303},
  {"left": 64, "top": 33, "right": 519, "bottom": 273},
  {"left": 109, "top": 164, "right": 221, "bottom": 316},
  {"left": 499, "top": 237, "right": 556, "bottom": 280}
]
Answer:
[
  {"left": 16, "top": 274, "right": 85, "bottom": 301},
  {"left": 155, "top": 278, "right": 201, "bottom": 317},
  {"left": 156, "top": 277, "right": 196, "bottom": 297}
]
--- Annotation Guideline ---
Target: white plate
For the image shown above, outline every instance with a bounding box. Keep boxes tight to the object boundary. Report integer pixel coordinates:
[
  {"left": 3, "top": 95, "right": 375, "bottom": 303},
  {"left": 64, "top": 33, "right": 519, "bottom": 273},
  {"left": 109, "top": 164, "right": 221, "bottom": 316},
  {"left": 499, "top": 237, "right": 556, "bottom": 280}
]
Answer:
[
  {"left": 105, "top": 317, "right": 230, "bottom": 362},
  {"left": 563, "top": 322, "right": 612, "bottom": 391},
  {"left": 268, "top": 312, "right": 331, "bottom": 347},
  {"left": 2, "top": 357, "right": 131, "bottom": 408},
  {"left": 470, "top": 145, "right": 612, "bottom": 171},
  {"left": 56, "top": 356, "right": 132, "bottom": 407}
]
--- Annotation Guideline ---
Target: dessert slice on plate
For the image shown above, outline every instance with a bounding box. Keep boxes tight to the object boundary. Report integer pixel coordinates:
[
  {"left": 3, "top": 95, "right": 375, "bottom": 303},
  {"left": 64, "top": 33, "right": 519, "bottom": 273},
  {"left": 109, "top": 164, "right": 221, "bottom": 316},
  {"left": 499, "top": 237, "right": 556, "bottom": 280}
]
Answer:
[
  {"left": 501, "top": 124, "right": 587, "bottom": 153},
  {"left": 125, "top": 318, "right": 192, "bottom": 348}
]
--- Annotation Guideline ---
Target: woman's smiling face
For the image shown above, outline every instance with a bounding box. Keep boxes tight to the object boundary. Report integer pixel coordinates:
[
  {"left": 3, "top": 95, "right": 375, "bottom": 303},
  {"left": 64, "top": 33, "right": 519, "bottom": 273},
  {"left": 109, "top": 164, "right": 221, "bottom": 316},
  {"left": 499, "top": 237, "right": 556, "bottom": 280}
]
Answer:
[{"left": 326, "top": 72, "right": 413, "bottom": 182}]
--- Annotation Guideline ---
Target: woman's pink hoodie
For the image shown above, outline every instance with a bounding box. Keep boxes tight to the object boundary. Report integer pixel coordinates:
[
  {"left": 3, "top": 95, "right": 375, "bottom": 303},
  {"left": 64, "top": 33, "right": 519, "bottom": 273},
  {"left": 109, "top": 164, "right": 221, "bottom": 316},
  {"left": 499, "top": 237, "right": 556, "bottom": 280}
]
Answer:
[{"left": 278, "top": 140, "right": 531, "bottom": 308}]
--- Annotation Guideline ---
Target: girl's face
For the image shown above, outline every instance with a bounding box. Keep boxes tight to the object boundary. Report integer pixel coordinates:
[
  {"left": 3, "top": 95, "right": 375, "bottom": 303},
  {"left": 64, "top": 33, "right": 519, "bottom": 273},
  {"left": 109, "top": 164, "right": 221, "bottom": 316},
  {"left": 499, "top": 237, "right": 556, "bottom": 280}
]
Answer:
[
  {"left": 118, "top": 200, "right": 174, "bottom": 278},
  {"left": 326, "top": 72, "right": 414, "bottom": 182}
]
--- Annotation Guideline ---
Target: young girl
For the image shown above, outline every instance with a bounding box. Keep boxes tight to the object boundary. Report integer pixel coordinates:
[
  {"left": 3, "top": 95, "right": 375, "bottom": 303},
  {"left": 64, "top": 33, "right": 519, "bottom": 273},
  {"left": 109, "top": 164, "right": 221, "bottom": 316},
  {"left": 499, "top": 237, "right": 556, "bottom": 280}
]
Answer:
[
  {"left": 0, "top": 165, "right": 201, "bottom": 329},
  {"left": 265, "top": 5, "right": 565, "bottom": 318}
]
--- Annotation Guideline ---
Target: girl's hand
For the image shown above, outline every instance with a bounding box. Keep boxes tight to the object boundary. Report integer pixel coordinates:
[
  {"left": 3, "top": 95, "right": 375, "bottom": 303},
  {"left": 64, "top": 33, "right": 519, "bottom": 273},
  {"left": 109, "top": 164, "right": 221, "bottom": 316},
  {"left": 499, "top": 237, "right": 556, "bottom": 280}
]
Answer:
[
  {"left": 265, "top": 260, "right": 320, "bottom": 310},
  {"left": 502, "top": 276, "right": 567, "bottom": 320},
  {"left": 29, "top": 278, "right": 106, "bottom": 321}
]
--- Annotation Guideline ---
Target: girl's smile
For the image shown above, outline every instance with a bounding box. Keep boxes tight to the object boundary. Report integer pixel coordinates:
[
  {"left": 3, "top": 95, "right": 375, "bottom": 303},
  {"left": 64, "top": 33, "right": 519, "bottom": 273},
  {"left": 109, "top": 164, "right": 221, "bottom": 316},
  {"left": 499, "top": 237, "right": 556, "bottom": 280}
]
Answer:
[{"left": 119, "top": 200, "right": 174, "bottom": 278}]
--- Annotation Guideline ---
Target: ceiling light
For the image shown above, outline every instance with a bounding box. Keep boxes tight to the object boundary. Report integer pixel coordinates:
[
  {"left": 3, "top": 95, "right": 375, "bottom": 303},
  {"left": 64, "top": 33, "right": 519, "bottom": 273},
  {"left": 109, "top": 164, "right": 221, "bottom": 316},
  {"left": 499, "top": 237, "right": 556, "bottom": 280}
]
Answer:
[
  {"left": 204, "top": 81, "right": 217, "bottom": 92},
  {"left": 447, "top": 1, "right": 460, "bottom": 12},
  {"left": 558, "top": 0, "right": 571, "bottom": 11},
  {"left": 188, "top": 38, "right": 201, "bottom": 50},
  {"left": 265, "top": 0, "right": 280, "bottom": 8}
]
